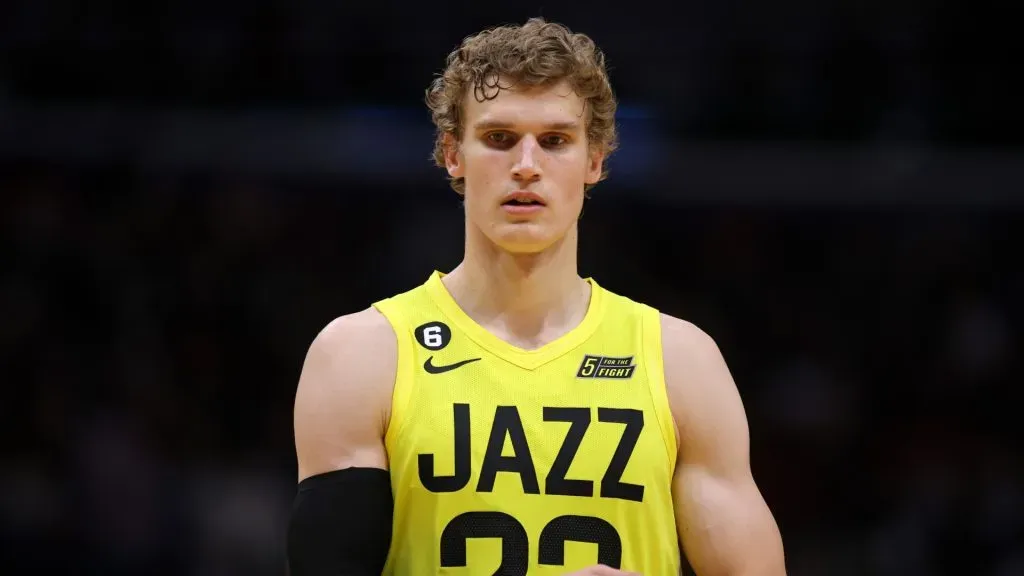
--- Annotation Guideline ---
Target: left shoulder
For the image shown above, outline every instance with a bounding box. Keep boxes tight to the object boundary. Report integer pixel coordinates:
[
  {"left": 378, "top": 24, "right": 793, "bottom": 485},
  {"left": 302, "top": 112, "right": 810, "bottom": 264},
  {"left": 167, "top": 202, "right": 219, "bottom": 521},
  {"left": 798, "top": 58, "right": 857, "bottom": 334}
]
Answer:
[
  {"left": 657, "top": 313, "right": 748, "bottom": 445},
  {"left": 658, "top": 313, "right": 722, "bottom": 359}
]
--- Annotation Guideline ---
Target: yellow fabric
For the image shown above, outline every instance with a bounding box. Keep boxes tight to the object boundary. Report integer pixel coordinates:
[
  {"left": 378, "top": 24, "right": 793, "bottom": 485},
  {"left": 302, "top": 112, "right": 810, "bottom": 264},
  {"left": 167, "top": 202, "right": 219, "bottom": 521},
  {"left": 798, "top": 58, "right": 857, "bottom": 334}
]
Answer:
[{"left": 373, "top": 271, "right": 680, "bottom": 575}]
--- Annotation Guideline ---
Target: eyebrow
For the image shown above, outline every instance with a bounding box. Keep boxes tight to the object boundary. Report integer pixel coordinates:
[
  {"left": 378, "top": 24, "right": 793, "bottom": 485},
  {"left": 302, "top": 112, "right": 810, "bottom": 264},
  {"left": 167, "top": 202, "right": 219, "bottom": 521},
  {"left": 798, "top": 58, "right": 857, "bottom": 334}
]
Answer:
[{"left": 472, "top": 119, "right": 581, "bottom": 132}]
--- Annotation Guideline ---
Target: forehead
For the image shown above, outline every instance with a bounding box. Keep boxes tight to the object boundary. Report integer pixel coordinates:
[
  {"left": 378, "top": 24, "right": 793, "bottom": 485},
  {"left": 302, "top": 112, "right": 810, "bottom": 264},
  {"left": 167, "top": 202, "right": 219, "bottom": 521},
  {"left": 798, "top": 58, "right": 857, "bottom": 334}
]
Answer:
[{"left": 463, "top": 80, "right": 586, "bottom": 129}]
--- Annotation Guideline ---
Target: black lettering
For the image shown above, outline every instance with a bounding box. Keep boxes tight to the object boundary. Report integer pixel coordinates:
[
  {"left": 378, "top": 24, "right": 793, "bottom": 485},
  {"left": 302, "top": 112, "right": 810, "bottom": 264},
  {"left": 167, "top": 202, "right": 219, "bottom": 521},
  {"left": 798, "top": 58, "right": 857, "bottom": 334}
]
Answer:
[
  {"left": 597, "top": 408, "right": 645, "bottom": 502},
  {"left": 477, "top": 406, "right": 540, "bottom": 494},
  {"left": 418, "top": 403, "right": 471, "bottom": 492},
  {"left": 440, "top": 511, "right": 529, "bottom": 576},
  {"left": 538, "top": 515, "right": 623, "bottom": 568},
  {"left": 542, "top": 407, "right": 593, "bottom": 497}
]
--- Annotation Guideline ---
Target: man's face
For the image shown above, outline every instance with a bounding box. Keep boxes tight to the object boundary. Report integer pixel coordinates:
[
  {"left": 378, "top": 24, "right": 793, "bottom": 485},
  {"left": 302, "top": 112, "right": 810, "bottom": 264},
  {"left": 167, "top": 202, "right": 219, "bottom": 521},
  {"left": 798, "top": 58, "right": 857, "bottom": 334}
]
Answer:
[{"left": 444, "top": 79, "right": 605, "bottom": 254}]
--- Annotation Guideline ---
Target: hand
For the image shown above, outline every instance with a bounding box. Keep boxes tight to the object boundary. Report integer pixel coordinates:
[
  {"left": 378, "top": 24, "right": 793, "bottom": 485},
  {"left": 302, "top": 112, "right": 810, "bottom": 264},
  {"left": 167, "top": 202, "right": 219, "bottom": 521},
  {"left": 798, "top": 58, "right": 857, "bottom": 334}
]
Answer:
[{"left": 562, "top": 566, "right": 641, "bottom": 576}]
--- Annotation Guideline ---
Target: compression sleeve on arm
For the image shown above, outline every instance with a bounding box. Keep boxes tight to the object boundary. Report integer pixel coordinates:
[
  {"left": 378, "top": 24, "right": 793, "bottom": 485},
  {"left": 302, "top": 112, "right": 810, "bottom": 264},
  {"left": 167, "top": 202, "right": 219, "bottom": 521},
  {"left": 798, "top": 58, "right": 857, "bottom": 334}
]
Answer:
[{"left": 286, "top": 467, "right": 393, "bottom": 576}]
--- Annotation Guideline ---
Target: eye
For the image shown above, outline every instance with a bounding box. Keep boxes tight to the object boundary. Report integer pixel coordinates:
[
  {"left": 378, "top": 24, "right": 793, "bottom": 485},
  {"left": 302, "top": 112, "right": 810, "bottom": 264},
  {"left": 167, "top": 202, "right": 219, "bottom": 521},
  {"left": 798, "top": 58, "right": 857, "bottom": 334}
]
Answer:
[
  {"left": 541, "top": 134, "right": 568, "bottom": 148},
  {"left": 485, "top": 131, "right": 515, "bottom": 148}
]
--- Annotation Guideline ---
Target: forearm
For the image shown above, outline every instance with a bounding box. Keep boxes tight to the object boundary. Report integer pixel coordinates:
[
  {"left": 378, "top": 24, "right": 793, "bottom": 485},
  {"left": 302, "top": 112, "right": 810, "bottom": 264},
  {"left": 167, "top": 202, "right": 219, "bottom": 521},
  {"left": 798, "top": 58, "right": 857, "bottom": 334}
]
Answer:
[{"left": 287, "top": 467, "right": 394, "bottom": 576}]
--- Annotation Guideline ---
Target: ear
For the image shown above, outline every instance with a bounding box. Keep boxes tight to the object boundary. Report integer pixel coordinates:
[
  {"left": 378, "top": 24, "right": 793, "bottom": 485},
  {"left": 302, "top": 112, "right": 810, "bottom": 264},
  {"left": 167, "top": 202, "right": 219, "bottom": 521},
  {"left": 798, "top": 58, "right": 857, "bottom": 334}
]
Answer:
[
  {"left": 443, "top": 133, "right": 464, "bottom": 179},
  {"left": 584, "top": 147, "right": 605, "bottom": 185}
]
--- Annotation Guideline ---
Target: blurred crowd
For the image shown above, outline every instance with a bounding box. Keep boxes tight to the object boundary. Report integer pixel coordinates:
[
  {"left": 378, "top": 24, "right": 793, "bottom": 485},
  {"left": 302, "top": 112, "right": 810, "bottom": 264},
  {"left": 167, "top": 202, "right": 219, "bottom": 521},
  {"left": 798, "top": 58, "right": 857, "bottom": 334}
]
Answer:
[
  {"left": 1, "top": 0, "right": 1019, "bottom": 145},
  {"left": 2, "top": 163, "right": 1020, "bottom": 575}
]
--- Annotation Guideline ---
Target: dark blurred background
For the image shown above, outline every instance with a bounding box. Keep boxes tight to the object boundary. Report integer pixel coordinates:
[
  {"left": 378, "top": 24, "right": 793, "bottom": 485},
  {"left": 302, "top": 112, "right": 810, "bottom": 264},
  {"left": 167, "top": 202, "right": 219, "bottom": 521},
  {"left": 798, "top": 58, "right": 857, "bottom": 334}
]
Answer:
[{"left": 1, "top": 1, "right": 1021, "bottom": 575}]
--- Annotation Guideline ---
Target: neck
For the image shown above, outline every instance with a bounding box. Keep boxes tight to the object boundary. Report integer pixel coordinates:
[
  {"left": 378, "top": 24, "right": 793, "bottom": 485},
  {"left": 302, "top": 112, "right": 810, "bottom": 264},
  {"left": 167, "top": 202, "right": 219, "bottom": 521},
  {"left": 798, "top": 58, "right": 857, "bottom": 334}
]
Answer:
[{"left": 441, "top": 223, "right": 591, "bottom": 349}]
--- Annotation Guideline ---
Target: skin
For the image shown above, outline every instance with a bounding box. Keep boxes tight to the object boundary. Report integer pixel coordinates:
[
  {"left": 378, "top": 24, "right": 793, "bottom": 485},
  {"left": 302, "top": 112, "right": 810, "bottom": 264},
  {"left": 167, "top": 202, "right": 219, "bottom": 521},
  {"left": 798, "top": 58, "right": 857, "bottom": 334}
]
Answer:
[{"left": 293, "top": 79, "right": 786, "bottom": 575}]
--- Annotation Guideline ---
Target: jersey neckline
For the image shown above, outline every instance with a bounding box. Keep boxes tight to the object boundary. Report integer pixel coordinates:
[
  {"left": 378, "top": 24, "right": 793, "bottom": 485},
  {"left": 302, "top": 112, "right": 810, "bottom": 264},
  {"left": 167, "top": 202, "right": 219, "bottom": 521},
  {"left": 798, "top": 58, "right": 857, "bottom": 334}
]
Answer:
[{"left": 425, "top": 270, "right": 606, "bottom": 370}]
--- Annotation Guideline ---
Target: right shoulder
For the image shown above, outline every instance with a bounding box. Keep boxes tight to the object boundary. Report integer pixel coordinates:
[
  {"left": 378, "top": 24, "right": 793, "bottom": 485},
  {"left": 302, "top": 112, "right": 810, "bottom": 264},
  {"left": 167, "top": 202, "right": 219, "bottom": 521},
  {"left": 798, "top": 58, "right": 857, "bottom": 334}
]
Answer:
[
  {"left": 314, "top": 306, "right": 397, "bottom": 355},
  {"left": 307, "top": 306, "right": 398, "bottom": 378},
  {"left": 293, "top": 307, "right": 397, "bottom": 480}
]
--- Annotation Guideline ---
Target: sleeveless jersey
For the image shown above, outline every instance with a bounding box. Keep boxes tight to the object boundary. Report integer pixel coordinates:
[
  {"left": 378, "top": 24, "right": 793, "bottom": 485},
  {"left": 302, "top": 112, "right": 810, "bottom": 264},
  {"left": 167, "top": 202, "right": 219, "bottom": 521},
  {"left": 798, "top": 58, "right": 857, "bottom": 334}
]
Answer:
[{"left": 373, "top": 271, "right": 680, "bottom": 575}]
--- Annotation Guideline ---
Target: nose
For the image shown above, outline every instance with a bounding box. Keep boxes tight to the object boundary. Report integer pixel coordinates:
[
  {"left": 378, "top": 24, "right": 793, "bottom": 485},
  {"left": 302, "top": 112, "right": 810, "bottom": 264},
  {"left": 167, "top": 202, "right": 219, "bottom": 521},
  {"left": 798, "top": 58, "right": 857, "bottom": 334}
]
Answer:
[{"left": 511, "top": 135, "right": 541, "bottom": 182}]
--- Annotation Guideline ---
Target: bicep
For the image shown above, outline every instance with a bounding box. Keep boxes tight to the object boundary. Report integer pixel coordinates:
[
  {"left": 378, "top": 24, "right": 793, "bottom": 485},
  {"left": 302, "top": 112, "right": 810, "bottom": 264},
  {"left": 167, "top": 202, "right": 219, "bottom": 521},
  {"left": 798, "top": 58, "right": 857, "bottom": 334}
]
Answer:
[
  {"left": 663, "top": 317, "right": 785, "bottom": 575},
  {"left": 288, "top": 310, "right": 397, "bottom": 576},
  {"left": 293, "top": 309, "right": 395, "bottom": 481},
  {"left": 674, "top": 463, "right": 783, "bottom": 576}
]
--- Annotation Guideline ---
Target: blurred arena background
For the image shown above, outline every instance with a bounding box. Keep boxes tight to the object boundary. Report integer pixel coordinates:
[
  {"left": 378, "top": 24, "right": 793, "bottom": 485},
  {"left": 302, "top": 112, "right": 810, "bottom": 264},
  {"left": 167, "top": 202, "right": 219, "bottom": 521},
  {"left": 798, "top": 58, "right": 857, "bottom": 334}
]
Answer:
[{"left": 1, "top": 1, "right": 1021, "bottom": 575}]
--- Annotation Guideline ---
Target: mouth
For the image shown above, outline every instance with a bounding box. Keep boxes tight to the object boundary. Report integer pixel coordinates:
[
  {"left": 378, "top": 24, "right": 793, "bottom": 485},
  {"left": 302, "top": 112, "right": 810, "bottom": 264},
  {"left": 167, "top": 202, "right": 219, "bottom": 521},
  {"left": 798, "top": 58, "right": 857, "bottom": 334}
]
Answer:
[{"left": 501, "top": 192, "right": 546, "bottom": 207}]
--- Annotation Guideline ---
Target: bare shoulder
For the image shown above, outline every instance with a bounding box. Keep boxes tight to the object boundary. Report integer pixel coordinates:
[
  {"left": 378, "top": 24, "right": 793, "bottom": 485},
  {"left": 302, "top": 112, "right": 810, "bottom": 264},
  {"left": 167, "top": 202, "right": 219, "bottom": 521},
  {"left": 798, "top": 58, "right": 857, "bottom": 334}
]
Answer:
[
  {"left": 314, "top": 306, "right": 398, "bottom": 359},
  {"left": 293, "top": 307, "right": 397, "bottom": 481},
  {"left": 305, "top": 307, "right": 398, "bottom": 397},
  {"left": 659, "top": 313, "right": 722, "bottom": 360},
  {"left": 659, "top": 313, "right": 730, "bottom": 391},
  {"left": 658, "top": 313, "right": 748, "bottom": 449}
]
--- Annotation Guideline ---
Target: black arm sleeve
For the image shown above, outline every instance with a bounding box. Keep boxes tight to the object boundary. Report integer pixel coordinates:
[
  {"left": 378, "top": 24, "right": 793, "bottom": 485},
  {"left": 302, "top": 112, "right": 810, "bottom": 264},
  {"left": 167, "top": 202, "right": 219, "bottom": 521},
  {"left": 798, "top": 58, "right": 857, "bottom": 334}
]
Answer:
[{"left": 286, "top": 467, "right": 393, "bottom": 576}]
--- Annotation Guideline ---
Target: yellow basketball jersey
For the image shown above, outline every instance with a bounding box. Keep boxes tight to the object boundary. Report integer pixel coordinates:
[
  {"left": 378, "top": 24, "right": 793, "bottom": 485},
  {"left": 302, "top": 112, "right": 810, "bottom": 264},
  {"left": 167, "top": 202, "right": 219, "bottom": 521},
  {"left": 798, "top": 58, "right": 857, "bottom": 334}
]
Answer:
[{"left": 373, "top": 271, "right": 680, "bottom": 575}]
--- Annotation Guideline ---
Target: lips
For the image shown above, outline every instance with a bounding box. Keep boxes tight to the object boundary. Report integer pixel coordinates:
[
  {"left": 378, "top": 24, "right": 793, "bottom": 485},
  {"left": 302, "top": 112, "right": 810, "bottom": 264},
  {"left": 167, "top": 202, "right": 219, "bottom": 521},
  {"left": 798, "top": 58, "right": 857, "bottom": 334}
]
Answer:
[{"left": 501, "top": 191, "right": 546, "bottom": 207}]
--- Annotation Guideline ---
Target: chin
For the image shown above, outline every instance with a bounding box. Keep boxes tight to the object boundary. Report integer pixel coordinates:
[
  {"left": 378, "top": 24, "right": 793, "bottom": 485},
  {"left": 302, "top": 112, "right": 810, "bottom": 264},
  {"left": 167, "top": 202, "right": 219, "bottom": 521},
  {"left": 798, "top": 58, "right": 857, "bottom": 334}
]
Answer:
[{"left": 489, "top": 222, "right": 563, "bottom": 254}]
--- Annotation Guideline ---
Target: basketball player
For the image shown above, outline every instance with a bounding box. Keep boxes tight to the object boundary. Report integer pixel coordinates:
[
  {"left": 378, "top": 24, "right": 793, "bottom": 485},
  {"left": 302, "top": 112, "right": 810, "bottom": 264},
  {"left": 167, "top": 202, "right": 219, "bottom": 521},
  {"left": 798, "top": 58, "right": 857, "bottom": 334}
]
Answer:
[{"left": 287, "top": 18, "right": 786, "bottom": 576}]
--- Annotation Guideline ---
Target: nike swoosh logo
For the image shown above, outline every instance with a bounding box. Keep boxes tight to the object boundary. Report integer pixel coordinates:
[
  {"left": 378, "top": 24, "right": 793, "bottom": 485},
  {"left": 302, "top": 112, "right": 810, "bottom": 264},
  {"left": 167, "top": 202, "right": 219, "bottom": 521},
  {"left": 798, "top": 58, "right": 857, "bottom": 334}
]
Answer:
[{"left": 423, "top": 356, "right": 481, "bottom": 374}]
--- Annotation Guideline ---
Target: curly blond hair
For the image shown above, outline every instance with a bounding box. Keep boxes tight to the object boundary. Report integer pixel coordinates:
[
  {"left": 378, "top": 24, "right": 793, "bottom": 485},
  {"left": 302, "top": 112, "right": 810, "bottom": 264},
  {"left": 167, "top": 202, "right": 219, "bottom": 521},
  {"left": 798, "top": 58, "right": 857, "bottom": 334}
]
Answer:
[{"left": 425, "top": 18, "right": 619, "bottom": 194}]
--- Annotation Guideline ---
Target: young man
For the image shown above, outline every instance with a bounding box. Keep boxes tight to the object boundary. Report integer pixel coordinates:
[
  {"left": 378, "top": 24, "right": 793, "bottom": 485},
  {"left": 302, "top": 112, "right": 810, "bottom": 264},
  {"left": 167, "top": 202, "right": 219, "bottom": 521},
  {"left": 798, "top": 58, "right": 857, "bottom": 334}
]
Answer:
[{"left": 287, "top": 18, "right": 786, "bottom": 576}]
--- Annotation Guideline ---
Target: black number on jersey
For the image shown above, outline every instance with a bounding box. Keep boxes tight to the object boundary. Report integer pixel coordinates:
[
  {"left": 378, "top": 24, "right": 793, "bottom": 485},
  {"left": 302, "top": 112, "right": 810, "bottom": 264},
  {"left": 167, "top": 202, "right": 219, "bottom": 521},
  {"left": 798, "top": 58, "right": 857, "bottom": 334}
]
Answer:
[
  {"left": 440, "top": 512, "right": 529, "bottom": 575},
  {"left": 439, "top": 513, "right": 623, "bottom": 574},
  {"left": 418, "top": 404, "right": 646, "bottom": 502},
  {"left": 538, "top": 515, "right": 622, "bottom": 568}
]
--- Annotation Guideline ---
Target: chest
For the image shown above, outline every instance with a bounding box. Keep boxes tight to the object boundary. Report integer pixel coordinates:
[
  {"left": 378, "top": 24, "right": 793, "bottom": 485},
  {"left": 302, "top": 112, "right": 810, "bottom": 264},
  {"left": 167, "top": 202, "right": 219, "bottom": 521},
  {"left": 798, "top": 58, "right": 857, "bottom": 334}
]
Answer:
[
  {"left": 391, "top": 309, "right": 672, "bottom": 500},
  {"left": 393, "top": 349, "right": 672, "bottom": 502}
]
